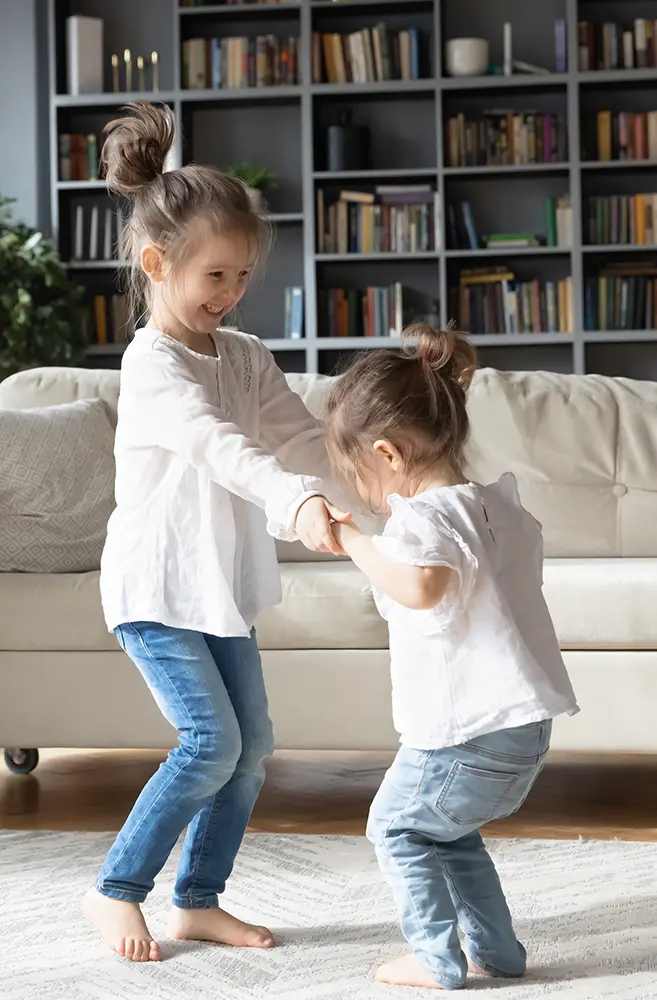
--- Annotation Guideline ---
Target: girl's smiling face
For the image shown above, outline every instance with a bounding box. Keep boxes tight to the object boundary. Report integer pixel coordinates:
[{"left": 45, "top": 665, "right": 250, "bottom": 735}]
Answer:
[{"left": 142, "top": 219, "right": 256, "bottom": 337}]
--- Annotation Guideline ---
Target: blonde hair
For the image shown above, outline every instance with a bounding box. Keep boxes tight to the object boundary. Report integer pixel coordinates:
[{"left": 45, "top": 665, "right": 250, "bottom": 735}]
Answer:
[
  {"left": 101, "top": 101, "right": 271, "bottom": 316},
  {"left": 325, "top": 324, "right": 477, "bottom": 494}
]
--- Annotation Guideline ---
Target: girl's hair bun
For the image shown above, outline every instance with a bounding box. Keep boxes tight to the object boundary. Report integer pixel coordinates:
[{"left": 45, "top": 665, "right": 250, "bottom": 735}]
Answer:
[
  {"left": 402, "top": 322, "right": 477, "bottom": 393},
  {"left": 102, "top": 101, "right": 175, "bottom": 197}
]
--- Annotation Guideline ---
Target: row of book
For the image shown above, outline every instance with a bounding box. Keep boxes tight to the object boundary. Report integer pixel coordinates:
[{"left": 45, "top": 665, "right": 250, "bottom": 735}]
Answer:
[
  {"left": 321, "top": 283, "right": 405, "bottom": 339},
  {"left": 445, "top": 113, "right": 568, "bottom": 168},
  {"left": 584, "top": 265, "right": 657, "bottom": 331},
  {"left": 317, "top": 186, "right": 437, "bottom": 255},
  {"left": 86, "top": 294, "right": 134, "bottom": 346},
  {"left": 312, "top": 27, "right": 423, "bottom": 84},
  {"left": 70, "top": 204, "right": 125, "bottom": 262},
  {"left": 585, "top": 110, "right": 657, "bottom": 162},
  {"left": 586, "top": 195, "right": 657, "bottom": 247},
  {"left": 59, "top": 134, "right": 100, "bottom": 182},
  {"left": 450, "top": 269, "right": 574, "bottom": 335},
  {"left": 578, "top": 19, "right": 657, "bottom": 71},
  {"left": 182, "top": 35, "right": 298, "bottom": 89},
  {"left": 446, "top": 196, "right": 572, "bottom": 252}
]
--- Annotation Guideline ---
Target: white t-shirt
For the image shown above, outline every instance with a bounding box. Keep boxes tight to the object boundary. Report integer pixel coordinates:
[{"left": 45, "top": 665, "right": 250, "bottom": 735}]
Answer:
[
  {"left": 372, "top": 474, "right": 579, "bottom": 749},
  {"left": 101, "top": 327, "right": 331, "bottom": 637}
]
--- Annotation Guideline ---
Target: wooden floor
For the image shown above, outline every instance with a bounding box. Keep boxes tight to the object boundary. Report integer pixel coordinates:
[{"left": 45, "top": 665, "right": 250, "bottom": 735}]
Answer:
[{"left": 2, "top": 748, "right": 657, "bottom": 841}]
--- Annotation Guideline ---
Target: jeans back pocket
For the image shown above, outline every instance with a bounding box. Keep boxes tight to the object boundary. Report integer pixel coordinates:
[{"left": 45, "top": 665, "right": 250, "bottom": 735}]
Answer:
[{"left": 436, "top": 761, "right": 521, "bottom": 827}]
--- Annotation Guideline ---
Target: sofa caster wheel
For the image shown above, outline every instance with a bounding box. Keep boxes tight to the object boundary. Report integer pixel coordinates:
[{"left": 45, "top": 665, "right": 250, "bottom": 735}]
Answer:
[{"left": 4, "top": 748, "right": 39, "bottom": 775}]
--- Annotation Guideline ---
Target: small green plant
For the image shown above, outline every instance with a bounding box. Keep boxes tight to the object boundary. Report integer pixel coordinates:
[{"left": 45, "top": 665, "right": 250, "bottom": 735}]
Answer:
[
  {"left": 0, "top": 196, "right": 85, "bottom": 378},
  {"left": 226, "top": 162, "right": 278, "bottom": 191}
]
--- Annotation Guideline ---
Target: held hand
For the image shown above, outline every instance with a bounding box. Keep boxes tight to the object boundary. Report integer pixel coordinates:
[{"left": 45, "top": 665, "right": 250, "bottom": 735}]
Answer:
[
  {"left": 295, "top": 496, "right": 352, "bottom": 555},
  {"left": 331, "top": 519, "right": 363, "bottom": 555}
]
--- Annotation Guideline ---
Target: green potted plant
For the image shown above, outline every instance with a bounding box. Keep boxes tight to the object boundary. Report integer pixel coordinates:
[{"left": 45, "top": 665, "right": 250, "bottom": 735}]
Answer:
[
  {"left": 0, "top": 196, "right": 85, "bottom": 379},
  {"left": 226, "top": 162, "right": 277, "bottom": 212}
]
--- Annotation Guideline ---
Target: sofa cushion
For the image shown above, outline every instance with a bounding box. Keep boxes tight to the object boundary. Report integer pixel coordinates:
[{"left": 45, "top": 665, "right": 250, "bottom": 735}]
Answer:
[
  {"left": 543, "top": 558, "right": 657, "bottom": 650},
  {"left": 0, "top": 399, "right": 115, "bottom": 573},
  {"left": 0, "top": 571, "right": 115, "bottom": 651}
]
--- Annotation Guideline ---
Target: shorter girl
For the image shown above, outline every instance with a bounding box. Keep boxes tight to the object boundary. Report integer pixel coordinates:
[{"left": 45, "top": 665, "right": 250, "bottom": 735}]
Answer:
[{"left": 324, "top": 326, "right": 578, "bottom": 991}]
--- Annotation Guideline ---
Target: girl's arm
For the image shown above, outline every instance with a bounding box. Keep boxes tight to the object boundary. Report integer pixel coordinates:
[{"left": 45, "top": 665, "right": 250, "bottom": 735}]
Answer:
[
  {"left": 334, "top": 522, "right": 455, "bottom": 611},
  {"left": 124, "top": 343, "right": 337, "bottom": 543}
]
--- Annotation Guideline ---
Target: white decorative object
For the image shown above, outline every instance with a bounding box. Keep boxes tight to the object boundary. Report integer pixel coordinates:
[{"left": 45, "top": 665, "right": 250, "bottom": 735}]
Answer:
[
  {"left": 504, "top": 22, "right": 513, "bottom": 76},
  {"left": 445, "top": 37, "right": 489, "bottom": 77},
  {"left": 66, "top": 16, "right": 103, "bottom": 95}
]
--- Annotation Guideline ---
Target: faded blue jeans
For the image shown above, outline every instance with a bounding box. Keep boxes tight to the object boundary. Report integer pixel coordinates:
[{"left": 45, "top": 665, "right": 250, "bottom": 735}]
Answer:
[
  {"left": 367, "top": 720, "right": 551, "bottom": 990},
  {"left": 95, "top": 622, "right": 274, "bottom": 909}
]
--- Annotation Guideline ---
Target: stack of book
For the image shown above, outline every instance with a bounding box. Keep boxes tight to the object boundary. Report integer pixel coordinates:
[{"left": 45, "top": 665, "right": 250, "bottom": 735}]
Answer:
[
  {"left": 446, "top": 197, "right": 570, "bottom": 251},
  {"left": 283, "top": 286, "right": 304, "bottom": 339},
  {"left": 585, "top": 263, "right": 657, "bottom": 331},
  {"left": 317, "top": 186, "right": 437, "bottom": 255},
  {"left": 322, "top": 283, "right": 404, "bottom": 338},
  {"left": 578, "top": 18, "right": 657, "bottom": 70},
  {"left": 59, "top": 134, "right": 99, "bottom": 182},
  {"left": 71, "top": 204, "right": 124, "bottom": 262},
  {"left": 182, "top": 35, "right": 298, "bottom": 89},
  {"left": 312, "top": 27, "right": 423, "bottom": 84},
  {"left": 586, "top": 194, "right": 657, "bottom": 245},
  {"left": 444, "top": 112, "right": 567, "bottom": 167},
  {"left": 87, "top": 294, "right": 134, "bottom": 346},
  {"left": 584, "top": 110, "right": 657, "bottom": 161},
  {"left": 450, "top": 267, "right": 573, "bottom": 335}
]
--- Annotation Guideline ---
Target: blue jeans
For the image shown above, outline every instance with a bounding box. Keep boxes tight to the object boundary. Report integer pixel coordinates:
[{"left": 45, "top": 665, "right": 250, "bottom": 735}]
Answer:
[
  {"left": 367, "top": 720, "right": 551, "bottom": 990},
  {"left": 96, "top": 622, "right": 274, "bottom": 909}
]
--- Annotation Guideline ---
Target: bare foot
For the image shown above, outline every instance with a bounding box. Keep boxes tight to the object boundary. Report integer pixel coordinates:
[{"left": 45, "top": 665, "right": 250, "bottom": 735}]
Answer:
[
  {"left": 169, "top": 905, "right": 275, "bottom": 949},
  {"left": 376, "top": 953, "right": 445, "bottom": 990},
  {"left": 82, "top": 887, "right": 161, "bottom": 962}
]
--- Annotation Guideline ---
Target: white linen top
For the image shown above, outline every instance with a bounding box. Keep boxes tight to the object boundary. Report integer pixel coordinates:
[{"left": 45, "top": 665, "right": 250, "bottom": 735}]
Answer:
[
  {"left": 372, "top": 473, "right": 579, "bottom": 750},
  {"left": 100, "top": 327, "right": 331, "bottom": 637}
]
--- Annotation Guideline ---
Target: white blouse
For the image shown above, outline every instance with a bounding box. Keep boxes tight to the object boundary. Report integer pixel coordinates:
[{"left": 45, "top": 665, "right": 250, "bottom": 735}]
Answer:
[
  {"left": 100, "top": 328, "right": 331, "bottom": 637},
  {"left": 372, "top": 473, "right": 579, "bottom": 750}
]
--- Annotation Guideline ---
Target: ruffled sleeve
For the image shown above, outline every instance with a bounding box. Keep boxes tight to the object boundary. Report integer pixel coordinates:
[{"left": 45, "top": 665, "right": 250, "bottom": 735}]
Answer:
[{"left": 371, "top": 496, "right": 478, "bottom": 631}]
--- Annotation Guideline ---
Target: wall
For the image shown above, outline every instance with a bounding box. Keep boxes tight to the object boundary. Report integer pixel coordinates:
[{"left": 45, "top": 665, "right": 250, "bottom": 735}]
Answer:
[{"left": 0, "top": 0, "right": 48, "bottom": 230}]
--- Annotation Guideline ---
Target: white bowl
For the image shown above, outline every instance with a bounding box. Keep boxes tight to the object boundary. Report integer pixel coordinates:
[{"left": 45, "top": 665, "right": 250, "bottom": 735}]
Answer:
[{"left": 445, "top": 38, "right": 489, "bottom": 77}]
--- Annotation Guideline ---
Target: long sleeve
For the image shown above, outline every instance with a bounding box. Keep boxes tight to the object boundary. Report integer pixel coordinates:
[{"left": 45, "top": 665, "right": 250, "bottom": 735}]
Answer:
[{"left": 123, "top": 341, "right": 321, "bottom": 540}]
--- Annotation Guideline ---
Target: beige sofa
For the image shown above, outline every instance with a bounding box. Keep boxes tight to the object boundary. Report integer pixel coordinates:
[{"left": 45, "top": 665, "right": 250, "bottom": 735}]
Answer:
[{"left": 1, "top": 364, "right": 657, "bottom": 769}]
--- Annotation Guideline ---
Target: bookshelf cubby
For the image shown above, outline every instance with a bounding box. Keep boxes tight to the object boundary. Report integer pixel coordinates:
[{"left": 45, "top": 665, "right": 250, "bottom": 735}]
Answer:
[{"left": 47, "top": 0, "right": 657, "bottom": 377}]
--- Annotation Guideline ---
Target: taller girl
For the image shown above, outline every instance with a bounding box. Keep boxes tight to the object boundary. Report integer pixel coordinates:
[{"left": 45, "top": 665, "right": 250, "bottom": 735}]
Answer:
[{"left": 84, "top": 102, "right": 348, "bottom": 961}]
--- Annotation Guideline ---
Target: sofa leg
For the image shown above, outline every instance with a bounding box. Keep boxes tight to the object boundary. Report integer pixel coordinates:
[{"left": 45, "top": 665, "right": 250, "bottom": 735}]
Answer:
[{"left": 3, "top": 748, "right": 39, "bottom": 775}]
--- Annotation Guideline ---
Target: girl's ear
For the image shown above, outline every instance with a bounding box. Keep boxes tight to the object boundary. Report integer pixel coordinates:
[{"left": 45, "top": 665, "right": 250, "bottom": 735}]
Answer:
[
  {"left": 140, "top": 244, "right": 165, "bottom": 282},
  {"left": 373, "top": 439, "right": 403, "bottom": 471}
]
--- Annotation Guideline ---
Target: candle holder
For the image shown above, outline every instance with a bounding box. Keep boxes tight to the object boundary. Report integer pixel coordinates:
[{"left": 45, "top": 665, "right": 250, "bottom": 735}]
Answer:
[
  {"left": 151, "top": 51, "right": 159, "bottom": 93},
  {"left": 124, "top": 48, "right": 132, "bottom": 92}
]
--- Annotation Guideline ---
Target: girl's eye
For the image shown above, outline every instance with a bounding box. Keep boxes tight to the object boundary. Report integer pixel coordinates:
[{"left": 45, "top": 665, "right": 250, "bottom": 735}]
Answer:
[
  {"left": 210, "top": 271, "right": 223, "bottom": 279},
  {"left": 239, "top": 271, "right": 250, "bottom": 281}
]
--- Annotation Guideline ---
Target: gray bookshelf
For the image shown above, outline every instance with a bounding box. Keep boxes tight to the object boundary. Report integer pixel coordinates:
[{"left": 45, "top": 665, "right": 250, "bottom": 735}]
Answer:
[{"left": 47, "top": 0, "right": 657, "bottom": 378}]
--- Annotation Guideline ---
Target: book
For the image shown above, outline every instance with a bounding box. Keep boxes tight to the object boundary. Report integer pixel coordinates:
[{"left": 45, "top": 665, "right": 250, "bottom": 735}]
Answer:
[
  {"left": 585, "top": 264, "right": 657, "bottom": 331},
  {"left": 554, "top": 19, "right": 567, "bottom": 72},
  {"left": 450, "top": 271, "right": 572, "bottom": 335},
  {"left": 584, "top": 110, "right": 657, "bottom": 162},
  {"left": 59, "top": 134, "right": 99, "bottom": 181},
  {"left": 586, "top": 194, "right": 657, "bottom": 246},
  {"left": 445, "top": 111, "right": 567, "bottom": 167},
  {"left": 284, "top": 287, "right": 304, "bottom": 339},
  {"left": 66, "top": 16, "right": 103, "bottom": 95},
  {"left": 182, "top": 35, "right": 299, "bottom": 89},
  {"left": 319, "top": 186, "right": 436, "bottom": 254},
  {"left": 322, "top": 282, "right": 410, "bottom": 338},
  {"left": 88, "top": 206, "right": 99, "bottom": 260},
  {"left": 103, "top": 209, "right": 113, "bottom": 261},
  {"left": 73, "top": 205, "right": 84, "bottom": 260},
  {"left": 578, "top": 19, "right": 657, "bottom": 71}
]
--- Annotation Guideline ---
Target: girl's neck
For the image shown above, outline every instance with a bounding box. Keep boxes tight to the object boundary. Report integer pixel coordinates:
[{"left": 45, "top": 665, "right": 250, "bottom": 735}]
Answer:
[
  {"left": 406, "top": 464, "right": 469, "bottom": 498},
  {"left": 147, "top": 302, "right": 217, "bottom": 358}
]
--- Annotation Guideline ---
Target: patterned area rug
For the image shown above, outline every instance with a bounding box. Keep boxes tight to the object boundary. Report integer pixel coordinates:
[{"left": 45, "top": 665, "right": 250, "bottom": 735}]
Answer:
[{"left": 1, "top": 832, "right": 657, "bottom": 999}]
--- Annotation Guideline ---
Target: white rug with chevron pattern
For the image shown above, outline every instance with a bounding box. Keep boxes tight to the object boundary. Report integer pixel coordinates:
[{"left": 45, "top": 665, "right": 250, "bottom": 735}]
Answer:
[{"left": 1, "top": 832, "right": 656, "bottom": 999}]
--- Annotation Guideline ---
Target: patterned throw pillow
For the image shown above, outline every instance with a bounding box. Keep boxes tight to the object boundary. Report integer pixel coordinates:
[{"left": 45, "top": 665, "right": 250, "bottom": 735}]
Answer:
[{"left": 0, "top": 399, "right": 115, "bottom": 573}]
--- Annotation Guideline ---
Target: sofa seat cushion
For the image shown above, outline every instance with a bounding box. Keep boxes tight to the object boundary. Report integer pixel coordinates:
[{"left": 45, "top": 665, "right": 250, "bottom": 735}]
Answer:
[
  {"left": 544, "top": 558, "right": 657, "bottom": 650},
  {"left": 0, "top": 571, "right": 114, "bottom": 651},
  {"left": 256, "top": 562, "right": 387, "bottom": 650}
]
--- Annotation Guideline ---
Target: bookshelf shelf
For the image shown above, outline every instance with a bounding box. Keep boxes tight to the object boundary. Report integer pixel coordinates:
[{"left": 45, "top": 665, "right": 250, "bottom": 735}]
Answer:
[
  {"left": 444, "top": 247, "right": 570, "bottom": 258},
  {"left": 443, "top": 164, "right": 569, "bottom": 177},
  {"left": 582, "top": 245, "right": 657, "bottom": 254},
  {"left": 440, "top": 74, "right": 568, "bottom": 91},
  {"left": 316, "top": 252, "right": 441, "bottom": 262},
  {"left": 54, "top": 91, "right": 177, "bottom": 108},
  {"left": 47, "top": 0, "right": 657, "bottom": 377},
  {"left": 178, "top": 3, "right": 302, "bottom": 15},
  {"left": 314, "top": 168, "right": 438, "bottom": 180}
]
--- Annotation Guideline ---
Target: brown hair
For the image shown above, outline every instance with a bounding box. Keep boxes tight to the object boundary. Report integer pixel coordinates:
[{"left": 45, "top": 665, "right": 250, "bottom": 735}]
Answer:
[
  {"left": 101, "top": 101, "right": 271, "bottom": 317},
  {"left": 325, "top": 324, "right": 477, "bottom": 494}
]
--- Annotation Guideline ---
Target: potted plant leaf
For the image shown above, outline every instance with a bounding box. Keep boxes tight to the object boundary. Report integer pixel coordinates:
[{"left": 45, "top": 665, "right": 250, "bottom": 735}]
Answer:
[
  {"left": 0, "top": 196, "right": 86, "bottom": 379},
  {"left": 226, "top": 162, "right": 277, "bottom": 212}
]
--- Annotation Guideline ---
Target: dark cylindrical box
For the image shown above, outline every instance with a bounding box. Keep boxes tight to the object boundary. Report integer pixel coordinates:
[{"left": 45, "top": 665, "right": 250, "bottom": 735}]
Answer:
[{"left": 327, "top": 115, "right": 370, "bottom": 171}]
